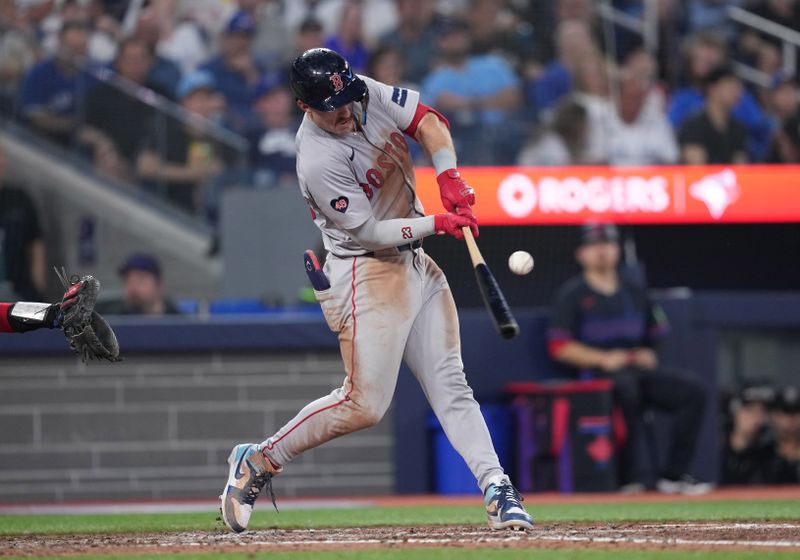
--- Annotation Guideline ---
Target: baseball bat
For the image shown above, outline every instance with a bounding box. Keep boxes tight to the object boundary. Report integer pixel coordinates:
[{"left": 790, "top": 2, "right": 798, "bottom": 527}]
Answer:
[{"left": 462, "top": 227, "right": 520, "bottom": 340}]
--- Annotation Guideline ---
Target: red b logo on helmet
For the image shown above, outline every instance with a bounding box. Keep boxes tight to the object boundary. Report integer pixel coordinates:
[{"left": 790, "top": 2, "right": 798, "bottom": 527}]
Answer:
[{"left": 330, "top": 73, "right": 344, "bottom": 92}]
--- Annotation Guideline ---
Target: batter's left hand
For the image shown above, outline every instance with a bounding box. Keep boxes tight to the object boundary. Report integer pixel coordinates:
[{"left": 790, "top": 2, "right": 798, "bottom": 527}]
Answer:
[
  {"left": 437, "top": 169, "right": 475, "bottom": 212},
  {"left": 434, "top": 212, "right": 478, "bottom": 240}
]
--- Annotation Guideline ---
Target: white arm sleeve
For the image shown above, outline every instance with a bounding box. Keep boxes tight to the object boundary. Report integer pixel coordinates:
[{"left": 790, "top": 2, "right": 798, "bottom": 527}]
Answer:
[{"left": 347, "top": 215, "right": 436, "bottom": 251}]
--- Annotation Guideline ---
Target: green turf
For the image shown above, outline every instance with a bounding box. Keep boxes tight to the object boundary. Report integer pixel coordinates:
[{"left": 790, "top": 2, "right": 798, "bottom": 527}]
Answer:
[
  {"left": 4, "top": 550, "right": 800, "bottom": 560},
  {"left": 0, "top": 499, "right": 797, "bottom": 536}
]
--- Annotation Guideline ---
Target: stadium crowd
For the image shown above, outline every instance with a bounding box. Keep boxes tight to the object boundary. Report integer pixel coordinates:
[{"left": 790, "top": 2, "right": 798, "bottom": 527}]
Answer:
[{"left": 1, "top": 0, "right": 799, "bottom": 219}]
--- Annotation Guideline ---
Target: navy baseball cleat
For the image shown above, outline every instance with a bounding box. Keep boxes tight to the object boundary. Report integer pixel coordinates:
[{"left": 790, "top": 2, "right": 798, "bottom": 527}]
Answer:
[
  {"left": 220, "top": 443, "right": 281, "bottom": 533},
  {"left": 484, "top": 478, "right": 534, "bottom": 531}
]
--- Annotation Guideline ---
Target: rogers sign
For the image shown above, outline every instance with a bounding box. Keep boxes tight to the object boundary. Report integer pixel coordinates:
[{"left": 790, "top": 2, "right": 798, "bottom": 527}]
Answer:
[
  {"left": 414, "top": 165, "right": 800, "bottom": 225},
  {"left": 497, "top": 173, "right": 670, "bottom": 217}
]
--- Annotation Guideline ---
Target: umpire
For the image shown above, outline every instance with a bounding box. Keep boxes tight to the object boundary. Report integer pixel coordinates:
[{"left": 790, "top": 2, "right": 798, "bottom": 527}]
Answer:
[{"left": 548, "top": 223, "right": 712, "bottom": 494}]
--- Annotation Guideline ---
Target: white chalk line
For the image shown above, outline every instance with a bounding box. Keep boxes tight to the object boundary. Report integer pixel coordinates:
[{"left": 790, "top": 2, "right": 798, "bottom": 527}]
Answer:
[
  {"left": 235, "top": 535, "right": 800, "bottom": 549},
  {"left": 6, "top": 525, "right": 800, "bottom": 551}
]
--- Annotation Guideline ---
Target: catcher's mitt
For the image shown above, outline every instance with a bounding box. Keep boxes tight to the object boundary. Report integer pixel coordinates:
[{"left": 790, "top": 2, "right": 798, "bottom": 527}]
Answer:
[{"left": 56, "top": 268, "right": 121, "bottom": 363}]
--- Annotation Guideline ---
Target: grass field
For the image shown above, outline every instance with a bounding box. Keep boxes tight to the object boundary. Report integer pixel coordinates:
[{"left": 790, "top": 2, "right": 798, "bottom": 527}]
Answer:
[
  {"left": 1, "top": 493, "right": 799, "bottom": 559},
  {"left": 1, "top": 499, "right": 798, "bottom": 535}
]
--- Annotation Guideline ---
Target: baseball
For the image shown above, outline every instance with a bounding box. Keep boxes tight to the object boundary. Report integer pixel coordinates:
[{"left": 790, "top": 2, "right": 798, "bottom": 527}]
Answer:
[{"left": 508, "top": 251, "right": 534, "bottom": 275}]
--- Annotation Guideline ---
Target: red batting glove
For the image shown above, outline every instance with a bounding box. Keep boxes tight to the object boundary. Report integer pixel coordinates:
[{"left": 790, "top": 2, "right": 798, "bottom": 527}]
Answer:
[
  {"left": 434, "top": 212, "right": 479, "bottom": 240},
  {"left": 437, "top": 169, "right": 475, "bottom": 212},
  {"left": 454, "top": 205, "right": 476, "bottom": 221}
]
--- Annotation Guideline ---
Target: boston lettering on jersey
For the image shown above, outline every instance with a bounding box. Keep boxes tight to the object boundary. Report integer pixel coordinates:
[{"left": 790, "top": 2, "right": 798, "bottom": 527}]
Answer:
[{"left": 358, "top": 132, "right": 410, "bottom": 200}]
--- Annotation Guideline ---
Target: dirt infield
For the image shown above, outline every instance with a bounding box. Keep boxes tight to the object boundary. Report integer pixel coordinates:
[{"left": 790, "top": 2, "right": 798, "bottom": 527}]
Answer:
[
  {"left": 3, "top": 488, "right": 799, "bottom": 556},
  {"left": 3, "top": 522, "right": 800, "bottom": 556}
]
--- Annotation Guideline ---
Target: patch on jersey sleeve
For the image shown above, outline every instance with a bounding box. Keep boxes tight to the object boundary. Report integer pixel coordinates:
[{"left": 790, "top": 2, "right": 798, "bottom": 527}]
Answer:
[
  {"left": 330, "top": 196, "right": 349, "bottom": 213},
  {"left": 391, "top": 87, "right": 408, "bottom": 107}
]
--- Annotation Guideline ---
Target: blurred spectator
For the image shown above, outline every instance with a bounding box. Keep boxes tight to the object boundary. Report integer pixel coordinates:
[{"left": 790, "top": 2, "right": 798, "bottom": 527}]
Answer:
[
  {"left": 96, "top": 254, "right": 180, "bottom": 316},
  {"left": 722, "top": 385, "right": 800, "bottom": 484},
  {"left": 556, "top": 0, "right": 594, "bottom": 21},
  {"left": 132, "top": 6, "right": 184, "bottom": 98},
  {"left": 200, "top": 10, "right": 266, "bottom": 131},
  {"left": 748, "top": 0, "right": 800, "bottom": 48},
  {"left": 531, "top": 0, "right": 596, "bottom": 64},
  {"left": 85, "top": 1, "right": 121, "bottom": 63},
  {"left": 605, "top": 50, "right": 679, "bottom": 165},
  {"left": 0, "top": 7, "right": 38, "bottom": 116},
  {"left": 272, "top": 17, "right": 324, "bottom": 98},
  {"left": 0, "top": 146, "right": 46, "bottom": 302},
  {"left": 145, "top": 0, "right": 211, "bottom": 77},
  {"left": 686, "top": 0, "right": 742, "bottom": 39},
  {"left": 136, "top": 71, "right": 227, "bottom": 215},
  {"left": 770, "top": 386, "right": 800, "bottom": 482},
  {"left": 517, "top": 97, "right": 589, "bottom": 166},
  {"left": 314, "top": 0, "right": 398, "bottom": 47},
  {"left": 766, "top": 76, "right": 800, "bottom": 163},
  {"left": 572, "top": 52, "right": 615, "bottom": 164},
  {"left": 101, "top": 0, "right": 130, "bottom": 22},
  {"left": 37, "top": 0, "right": 92, "bottom": 55},
  {"left": 667, "top": 32, "right": 773, "bottom": 161},
  {"left": 466, "top": 0, "right": 535, "bottom": 68},
  {"left": 247, "top": 76, "right": 300, "bottom": 189},
  {"left": 241, "top": 0, "right": 293, "bottom": 66},
  {"left": 421, "top": 18, "right": 522, "bottom": 164},
  {"left": 378, "top": 0, "right": 439, "bottom": 84},
  {"left": 79, "top": 38, "right": 158, "bottom": 180},
  {"left": 19, "top": 20, "right": 95, "bottom": 145},
  {"left": 737, "top": 22, "right": 784, "bottom": 85},
  {"left": 525, "top": 19, "right": 599, "bottom": 117},
  {"left": 281, "top": 0, "right": 326, "bottom": 32},
  {"left": 549, "top": 223, "right": 711, "bottom": 494},
  {"left": 722, "top": 385, "right": 775, "bottom": 484},
  {"left": 293, "top": 18, "right": 325, "bottom": 61},
  {"left": 678, "top": 65, "right": 749, "bottom": 164},
  {"left": 324, "top": 2, "right": 369, "bottom": 73},
  {"left": 368, "top": 45, "right": 409, "bottom": 87}
]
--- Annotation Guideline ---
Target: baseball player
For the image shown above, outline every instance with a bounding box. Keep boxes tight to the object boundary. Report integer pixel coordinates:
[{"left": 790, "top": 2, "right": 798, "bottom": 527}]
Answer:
[
  {"left": 220, "top": 48, "right": 533, "bottom": 533},
  {"left": 549, "top": 224, "right": 711, "bottom": 494}
]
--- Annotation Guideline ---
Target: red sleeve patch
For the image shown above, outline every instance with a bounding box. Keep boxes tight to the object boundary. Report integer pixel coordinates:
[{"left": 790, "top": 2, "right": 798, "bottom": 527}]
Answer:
[{"left": 404, "top": 103, "right": 451, "bottom": 137}]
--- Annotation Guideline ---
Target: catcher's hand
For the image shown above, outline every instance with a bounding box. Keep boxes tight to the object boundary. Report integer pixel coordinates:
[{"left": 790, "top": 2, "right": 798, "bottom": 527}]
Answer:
[{"left": 56, "top": 268, "right": 121, "bottom": 363}]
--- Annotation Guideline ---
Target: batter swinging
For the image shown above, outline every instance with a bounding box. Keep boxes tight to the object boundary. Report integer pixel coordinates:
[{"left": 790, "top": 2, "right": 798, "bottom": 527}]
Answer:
[{"left": 220, "top": 48, "right": 533, "bottom": 533}]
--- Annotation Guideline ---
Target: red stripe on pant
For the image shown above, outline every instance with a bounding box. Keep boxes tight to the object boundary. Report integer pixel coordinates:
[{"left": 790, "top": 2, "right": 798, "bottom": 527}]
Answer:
[{"left": 265, "top": 257, "right": 359, "bottom": 452}]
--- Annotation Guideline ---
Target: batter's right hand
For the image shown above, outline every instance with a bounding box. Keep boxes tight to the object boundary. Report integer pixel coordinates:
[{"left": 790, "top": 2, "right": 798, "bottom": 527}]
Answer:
[{"left": 434, "top": 212, "right": 479, "bottom": 240}]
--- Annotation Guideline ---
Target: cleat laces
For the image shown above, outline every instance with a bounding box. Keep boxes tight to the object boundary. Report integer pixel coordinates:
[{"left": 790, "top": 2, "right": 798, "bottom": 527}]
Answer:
[
  {"left": 244, "top": 472, "right": 279, "bottom": 513},
  {"left": 497, "top": 483, "right": 524, "bottom": 509}
]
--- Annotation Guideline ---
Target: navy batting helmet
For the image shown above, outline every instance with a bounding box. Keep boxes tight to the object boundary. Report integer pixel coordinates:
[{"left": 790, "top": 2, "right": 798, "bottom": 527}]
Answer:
[{"left": 290, "top": 48, "right": 368, "bottom": 112}]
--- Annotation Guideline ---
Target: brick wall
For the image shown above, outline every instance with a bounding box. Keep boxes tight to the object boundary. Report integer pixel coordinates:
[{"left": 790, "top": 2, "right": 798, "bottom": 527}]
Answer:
[{"left": 0, "top": 352, "right": 394, "bottom": 503}]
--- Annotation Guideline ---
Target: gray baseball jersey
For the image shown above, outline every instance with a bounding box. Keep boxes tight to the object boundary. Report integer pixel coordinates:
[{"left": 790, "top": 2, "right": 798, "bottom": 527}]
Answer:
[
  {"left": 296, "top": 76, "right": 425, "bottom": 257},
  {"left": 260, "top": 77, "right": 507, "bottom": 493}
]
